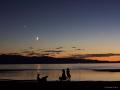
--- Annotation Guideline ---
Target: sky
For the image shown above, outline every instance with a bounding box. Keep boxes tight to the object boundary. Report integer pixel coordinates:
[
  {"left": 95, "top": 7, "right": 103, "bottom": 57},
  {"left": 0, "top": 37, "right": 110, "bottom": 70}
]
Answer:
[{"left": 1, "top": 0, "right": 120, "bottom": 61}]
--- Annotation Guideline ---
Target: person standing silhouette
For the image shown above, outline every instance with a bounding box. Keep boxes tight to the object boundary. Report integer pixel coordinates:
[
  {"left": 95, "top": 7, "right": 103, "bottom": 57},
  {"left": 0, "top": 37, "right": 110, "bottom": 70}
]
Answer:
[
  {"left": 66, "top": 68, "right": 71, "bottom": 80},
  {"left": 59, "top": 69, "right": 67, "bottom": 81}
]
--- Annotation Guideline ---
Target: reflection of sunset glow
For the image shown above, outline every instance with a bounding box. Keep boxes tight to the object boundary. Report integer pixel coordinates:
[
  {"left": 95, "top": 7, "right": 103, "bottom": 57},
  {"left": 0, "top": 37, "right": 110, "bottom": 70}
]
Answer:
[
  {"left": 1, "top": 69, "right": 120, "bottom": 81},
  {"left": 37, "top": 64, "right": 41, "bottom": 73}
]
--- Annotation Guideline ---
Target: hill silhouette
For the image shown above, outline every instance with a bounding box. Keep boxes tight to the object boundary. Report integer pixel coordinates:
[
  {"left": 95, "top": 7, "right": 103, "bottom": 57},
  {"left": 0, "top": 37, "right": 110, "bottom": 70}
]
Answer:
[{"left": 0, "top": 54, "right": 112, "bottom": 64}]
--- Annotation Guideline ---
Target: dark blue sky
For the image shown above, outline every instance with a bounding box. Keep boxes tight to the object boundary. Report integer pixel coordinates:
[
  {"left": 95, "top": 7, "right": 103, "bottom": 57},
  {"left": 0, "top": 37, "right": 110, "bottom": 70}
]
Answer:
[{"left": 1, "top": 0, "right": 120, "bottom": 56}]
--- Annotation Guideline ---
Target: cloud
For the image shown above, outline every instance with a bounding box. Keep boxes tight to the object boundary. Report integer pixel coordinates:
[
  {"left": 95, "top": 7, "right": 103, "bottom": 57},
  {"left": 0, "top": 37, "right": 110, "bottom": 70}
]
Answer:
[
  {"left": 43, "top": 50, "right": 64, "bottom": 53},
  {"left": 71, "top": 53, "right": 120, "bottom": 58},
  {"left": 56, "top": 47, "right": 63, "bottom": 49},
  {"left": 40, "top": 53, "right": 50, "bottom": 56},
  {"left": 36, "top": 49, "right": 44, "bottom": 51},
  {"left": 86, "top": 53, "right": 120, "bottom": 57},
  {"left": 21, "top": 50, "right": 40, "bottom": 56},
  {"left": 29, "top": 47, "right": 33, "bottom": 50},
  {"left": 72, "top": 47, "right": 77, "bottom": 48},
  {"left": 76, "top": 49, "right": 85, "bottom": 51},
  {"left": 21, "top": 49, "right": 64, "bottom": 56},
  {"left": 7, "top": 53, "right": 20, "bottom": 55},
  {"left": 27, "top": 52, "right": 41, "bottom": 56},
  {"left": 21, "top": 51, "right": 31, "bottom": 54}
]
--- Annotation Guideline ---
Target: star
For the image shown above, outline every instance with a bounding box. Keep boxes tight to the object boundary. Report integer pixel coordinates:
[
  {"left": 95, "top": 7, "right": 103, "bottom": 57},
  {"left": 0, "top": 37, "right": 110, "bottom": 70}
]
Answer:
[{"left": 36, "top": 36, "right": 39, "bottom": 41}]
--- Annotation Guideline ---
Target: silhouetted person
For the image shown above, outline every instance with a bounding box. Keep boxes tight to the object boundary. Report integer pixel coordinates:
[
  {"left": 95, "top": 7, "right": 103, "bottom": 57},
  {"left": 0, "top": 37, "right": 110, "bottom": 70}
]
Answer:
[
  {"left": 37, "top": 74, "right": 40, "bottom": 81},
  {"left": 37, "top": 74, "right": 48, "bottom": 83},
  {"left": 40, "top": 76, "right": 48, "bottom": 82},
  {"left": 66, "top": 68, "right": 71, "bottom": 81},
  {"left": 59, "top": 69, "right": 67, "bottom": 81}
]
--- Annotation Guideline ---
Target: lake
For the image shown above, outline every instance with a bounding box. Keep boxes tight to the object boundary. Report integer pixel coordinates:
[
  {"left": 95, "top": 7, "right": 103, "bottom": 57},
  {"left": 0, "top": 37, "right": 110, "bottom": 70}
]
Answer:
[{"left": 1, "top": 63, "right": 120, "bottom": 81}]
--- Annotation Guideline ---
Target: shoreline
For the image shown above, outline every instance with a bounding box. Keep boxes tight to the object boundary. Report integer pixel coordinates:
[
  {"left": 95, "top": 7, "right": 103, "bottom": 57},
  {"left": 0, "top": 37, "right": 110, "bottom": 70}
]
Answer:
[{"left": 0, "top": 80, "right": 120, "bottom": 88}]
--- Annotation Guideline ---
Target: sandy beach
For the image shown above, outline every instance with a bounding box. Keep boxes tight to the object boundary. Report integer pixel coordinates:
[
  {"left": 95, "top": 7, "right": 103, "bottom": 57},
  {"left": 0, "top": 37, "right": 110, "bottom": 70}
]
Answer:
[{"left": 0, "top": 80, "right": 119, "bottom": 89}]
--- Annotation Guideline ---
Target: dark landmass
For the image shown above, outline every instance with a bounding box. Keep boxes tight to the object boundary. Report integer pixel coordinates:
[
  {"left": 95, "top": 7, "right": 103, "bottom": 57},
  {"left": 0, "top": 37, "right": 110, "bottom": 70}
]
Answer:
[
  {"left": 0, "top": 54, "right": 111, "bottom": 64},
  {"left": 0, "top": 80, "right": 120, "bottom": 89},
  {"left": 93, "top": 69, "right": 120, "bottom": 72},
  {"left": 1, "top": 68, "right": 120, "bottom": 72}
]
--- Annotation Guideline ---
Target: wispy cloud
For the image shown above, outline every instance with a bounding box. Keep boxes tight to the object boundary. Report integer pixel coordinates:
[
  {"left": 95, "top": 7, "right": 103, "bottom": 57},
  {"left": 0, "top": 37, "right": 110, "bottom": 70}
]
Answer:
[
  {"left": 71, "top": 53, "right": 120, "bottom": 58},
  {"left": 21, "top": 51, "right": 31, "bottom": 54},
  {"left": 86, "top": 53, "right": 120, "bottom": 57},
  {"left": 43, "top": 50, "right": 64, "bottom": 53},
  {"left": 40, "top": 53, "right": 50, "bottom": 56},
  {"left": 72, "top": 47, "right": 85, "bottom": 51},
  {"left": 21, "top": 48, "right": 64, "bottom": 56},
  {"left": 21, "top": 50, "right": 41, "bottom": 56},
  {"left": 36, "top": 49, "right": 44, "bottom": 51},
  {"left": 7, "top": 53, "right": 20, "bottom": 55},
  {"left": 29, "top": 47, "right": 34, "bottom": 50},
  {"left": 72, "top": 47, "right": 77, "bottom": 48},
  {"left": 27, "top": 52, "right": 41, "bottom": 56},
  {"left": 76, "top": 49, "right": 85, "bottom": 51},
  {"left": 56, "top": 47, "right": 63, "bottom": 49}
]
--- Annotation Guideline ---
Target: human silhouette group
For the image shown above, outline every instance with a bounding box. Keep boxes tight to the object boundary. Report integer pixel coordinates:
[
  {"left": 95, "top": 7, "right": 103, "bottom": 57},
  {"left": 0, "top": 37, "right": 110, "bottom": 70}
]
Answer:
[
  {"left": 59, "top": 68, "right": 71, "bottom": 81},
  {"left": 37, "top": 68, "right": 71, "bottom": 82}
]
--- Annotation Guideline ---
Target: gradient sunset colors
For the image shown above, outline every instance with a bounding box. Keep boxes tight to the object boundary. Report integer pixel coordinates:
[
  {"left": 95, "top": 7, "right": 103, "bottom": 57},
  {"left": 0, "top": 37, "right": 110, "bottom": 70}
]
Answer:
[{"left": 1, "top": 0, "right": 120, "bottom": 61}]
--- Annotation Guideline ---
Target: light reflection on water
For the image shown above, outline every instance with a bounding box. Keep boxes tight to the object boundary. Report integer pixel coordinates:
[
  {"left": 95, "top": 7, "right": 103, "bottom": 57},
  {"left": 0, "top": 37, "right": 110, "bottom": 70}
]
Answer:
[{"left": 1, "top": 63, "right": 120, "bottom": 81}]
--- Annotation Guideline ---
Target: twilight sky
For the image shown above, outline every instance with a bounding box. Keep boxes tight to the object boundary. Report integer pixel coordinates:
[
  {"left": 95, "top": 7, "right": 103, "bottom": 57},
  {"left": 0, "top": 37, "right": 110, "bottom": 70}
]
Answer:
[{"left": 1, "top": 0, "right": 120, "bottom": 61}]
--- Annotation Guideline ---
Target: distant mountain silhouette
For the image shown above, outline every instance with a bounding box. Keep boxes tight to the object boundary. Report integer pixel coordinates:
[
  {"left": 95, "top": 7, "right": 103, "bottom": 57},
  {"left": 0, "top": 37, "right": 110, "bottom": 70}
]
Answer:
[{"left": 0, "top": 54, "right": 115, "bottom": 64}]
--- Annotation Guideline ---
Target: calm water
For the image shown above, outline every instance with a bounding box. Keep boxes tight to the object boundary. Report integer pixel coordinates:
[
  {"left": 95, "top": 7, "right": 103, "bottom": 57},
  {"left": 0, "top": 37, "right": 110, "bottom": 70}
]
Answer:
[{"left": 1, "top": 63, "right": 120, "bottom": 81}]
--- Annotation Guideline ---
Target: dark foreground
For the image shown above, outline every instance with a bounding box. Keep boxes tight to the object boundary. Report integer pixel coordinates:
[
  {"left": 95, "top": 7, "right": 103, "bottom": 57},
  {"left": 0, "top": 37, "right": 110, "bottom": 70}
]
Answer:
[{"left": 0, "top": 80, "right": 119, "bottom": 89}]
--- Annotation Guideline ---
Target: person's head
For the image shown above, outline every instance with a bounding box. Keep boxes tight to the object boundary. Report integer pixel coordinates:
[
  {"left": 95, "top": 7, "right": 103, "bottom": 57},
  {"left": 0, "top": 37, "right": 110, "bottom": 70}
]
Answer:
[
  {"left": 62, "top": 69, "right": 65, "bottom": 73},
  {"left": 67, "top": 68, "right": 70, "bottom": 71},
  {"left": 37, "top": 74, "right": 40, "bottom": 76}
]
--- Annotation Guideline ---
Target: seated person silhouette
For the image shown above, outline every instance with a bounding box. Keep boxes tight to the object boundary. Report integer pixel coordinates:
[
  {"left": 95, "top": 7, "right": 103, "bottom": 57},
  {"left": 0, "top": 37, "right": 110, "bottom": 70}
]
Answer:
[
  {"left": 37, "top": 74, "right": 40, "bottom": 81},
  {"left": 66, "top": 68, "right": 71, "bottom": 81},
  {"left": 59, "top": 69, "right": 67, "bottom": 81},
  {"left": 40, "top": 76, "right": 48, "bottom": 82},
  {"left": 37, "top": 74, "right": 48, "bottom": 82}
]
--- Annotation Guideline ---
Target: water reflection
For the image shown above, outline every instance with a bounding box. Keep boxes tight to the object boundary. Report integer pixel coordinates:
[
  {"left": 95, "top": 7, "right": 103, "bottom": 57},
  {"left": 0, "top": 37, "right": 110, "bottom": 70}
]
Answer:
[{"left": 0, "top": 64, "right": 120, "bottom": 81}]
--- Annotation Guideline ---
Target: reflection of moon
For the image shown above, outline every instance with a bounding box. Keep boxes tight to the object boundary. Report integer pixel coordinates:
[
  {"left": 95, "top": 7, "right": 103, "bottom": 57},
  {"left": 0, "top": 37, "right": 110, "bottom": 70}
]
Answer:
[{"left": 36, "top": 36, "right": 39, "bottom": 41}]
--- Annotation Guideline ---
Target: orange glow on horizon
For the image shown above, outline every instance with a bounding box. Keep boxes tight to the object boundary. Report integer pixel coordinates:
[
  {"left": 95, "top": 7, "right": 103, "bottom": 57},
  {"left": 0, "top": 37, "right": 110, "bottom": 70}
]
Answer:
[
  {"left": 2, "top": 49, "right": 120, "bottom": 62},
  {"left": 86, "top": 56, "right": 120, "bottom": 61}
]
